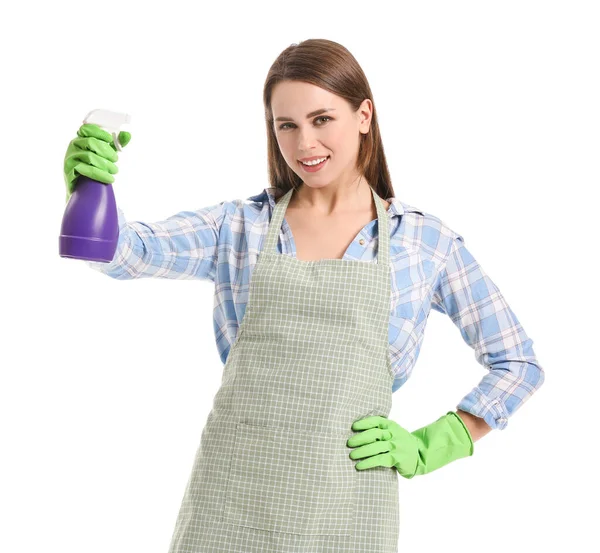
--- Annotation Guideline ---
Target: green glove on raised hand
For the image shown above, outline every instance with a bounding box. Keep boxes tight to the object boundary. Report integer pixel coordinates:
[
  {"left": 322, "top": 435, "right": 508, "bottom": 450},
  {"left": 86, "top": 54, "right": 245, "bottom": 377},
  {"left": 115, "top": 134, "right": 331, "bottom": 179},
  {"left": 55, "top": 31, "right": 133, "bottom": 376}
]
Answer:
[
  {"left": 347, "top": 411, "right": 474, "bottom": 479},
  {"left": 63, "top": 123, "right": 132, "bottom": 203}
]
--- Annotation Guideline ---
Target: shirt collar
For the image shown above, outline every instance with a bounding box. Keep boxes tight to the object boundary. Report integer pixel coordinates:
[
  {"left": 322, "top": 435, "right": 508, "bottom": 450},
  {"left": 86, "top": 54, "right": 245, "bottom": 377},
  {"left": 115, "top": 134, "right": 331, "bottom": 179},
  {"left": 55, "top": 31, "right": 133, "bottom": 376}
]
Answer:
[{"left": 246, "top": 187, "right": 419, "bottom": 218}]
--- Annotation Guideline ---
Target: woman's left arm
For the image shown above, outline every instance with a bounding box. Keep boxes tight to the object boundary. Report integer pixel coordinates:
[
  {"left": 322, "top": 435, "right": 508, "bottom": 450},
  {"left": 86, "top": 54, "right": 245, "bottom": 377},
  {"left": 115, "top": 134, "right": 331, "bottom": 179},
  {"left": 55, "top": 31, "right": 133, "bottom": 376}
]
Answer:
[
  {"left": 455, "top": 409, "right": 493, "bottom": 442},
  {"left": 431, "top": 234, "right": 546, "bottom": 432}
]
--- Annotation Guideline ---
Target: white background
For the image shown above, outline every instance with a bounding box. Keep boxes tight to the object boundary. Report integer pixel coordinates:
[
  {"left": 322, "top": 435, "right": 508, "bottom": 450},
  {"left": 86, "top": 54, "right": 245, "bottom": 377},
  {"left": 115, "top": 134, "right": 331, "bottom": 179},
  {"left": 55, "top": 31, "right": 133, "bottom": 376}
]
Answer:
[{"left": 1, "top": 1, "right": 598, "bottom": 551}]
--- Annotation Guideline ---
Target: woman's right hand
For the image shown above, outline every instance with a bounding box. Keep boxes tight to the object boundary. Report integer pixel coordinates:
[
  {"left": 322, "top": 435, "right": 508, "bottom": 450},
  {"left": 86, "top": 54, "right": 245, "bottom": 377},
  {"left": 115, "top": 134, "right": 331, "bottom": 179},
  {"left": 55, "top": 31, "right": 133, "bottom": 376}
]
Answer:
[{"left": 63, "top": 123, "right": 132, "bottom": 202}]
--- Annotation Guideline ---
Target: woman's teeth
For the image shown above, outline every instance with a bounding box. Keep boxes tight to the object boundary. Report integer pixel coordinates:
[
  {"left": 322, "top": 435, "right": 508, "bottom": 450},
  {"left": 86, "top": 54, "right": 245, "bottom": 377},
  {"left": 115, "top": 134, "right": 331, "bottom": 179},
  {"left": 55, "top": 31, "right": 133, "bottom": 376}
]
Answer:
[{"left": 301, "top": 156, "right": 328, "bottom": 166}]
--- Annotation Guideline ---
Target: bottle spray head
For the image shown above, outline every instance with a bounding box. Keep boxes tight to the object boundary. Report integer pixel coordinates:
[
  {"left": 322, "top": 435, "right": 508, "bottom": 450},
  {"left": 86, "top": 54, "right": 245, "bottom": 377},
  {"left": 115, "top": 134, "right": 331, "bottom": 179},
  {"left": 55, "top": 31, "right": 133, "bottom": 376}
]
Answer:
[{"left": 82, "top": 109, "right": 132, "bottom": 152}]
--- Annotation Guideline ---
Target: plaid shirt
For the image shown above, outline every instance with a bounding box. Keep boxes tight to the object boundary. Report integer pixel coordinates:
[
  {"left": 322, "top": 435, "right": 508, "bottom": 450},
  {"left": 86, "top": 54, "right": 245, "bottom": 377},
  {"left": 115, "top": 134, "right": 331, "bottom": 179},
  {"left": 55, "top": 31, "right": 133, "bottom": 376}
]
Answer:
[{"left": 87, "top": 187, "right": 544, "bottom": 431}]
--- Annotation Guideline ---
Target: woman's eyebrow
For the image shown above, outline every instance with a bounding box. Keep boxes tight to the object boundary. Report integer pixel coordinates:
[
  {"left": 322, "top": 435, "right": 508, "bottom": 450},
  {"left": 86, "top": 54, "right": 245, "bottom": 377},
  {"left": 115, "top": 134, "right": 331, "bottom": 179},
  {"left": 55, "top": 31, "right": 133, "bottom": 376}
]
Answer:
[{"left": 275, "top": 108, "right": 336, "bottom": 122}]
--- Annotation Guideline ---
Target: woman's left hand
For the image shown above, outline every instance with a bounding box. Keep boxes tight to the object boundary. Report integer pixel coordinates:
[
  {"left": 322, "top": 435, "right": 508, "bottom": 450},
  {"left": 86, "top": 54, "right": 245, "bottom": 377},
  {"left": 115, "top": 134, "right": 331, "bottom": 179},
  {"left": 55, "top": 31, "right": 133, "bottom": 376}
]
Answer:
[
  {"left": 346, "top": 413, "right": 474, "bottom": 479},
  {"left": 346, "top": 416, "right": 419, "bottom": 477}
]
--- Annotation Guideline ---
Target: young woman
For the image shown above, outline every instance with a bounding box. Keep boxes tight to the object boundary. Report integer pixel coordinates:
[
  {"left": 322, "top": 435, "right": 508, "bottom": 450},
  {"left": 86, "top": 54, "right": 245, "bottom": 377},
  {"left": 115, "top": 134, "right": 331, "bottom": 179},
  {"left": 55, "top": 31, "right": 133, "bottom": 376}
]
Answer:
[{"left": 65, "top": 38, "right": 545, "bottom": 553}]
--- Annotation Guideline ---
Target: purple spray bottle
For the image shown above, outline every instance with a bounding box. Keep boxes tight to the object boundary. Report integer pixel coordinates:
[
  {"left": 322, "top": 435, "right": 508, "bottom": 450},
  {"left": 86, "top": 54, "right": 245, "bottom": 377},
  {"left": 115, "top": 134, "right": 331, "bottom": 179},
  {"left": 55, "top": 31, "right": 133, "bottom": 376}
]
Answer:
[{"left": 59, "top": 109, "right": 132, "bottom": 262}]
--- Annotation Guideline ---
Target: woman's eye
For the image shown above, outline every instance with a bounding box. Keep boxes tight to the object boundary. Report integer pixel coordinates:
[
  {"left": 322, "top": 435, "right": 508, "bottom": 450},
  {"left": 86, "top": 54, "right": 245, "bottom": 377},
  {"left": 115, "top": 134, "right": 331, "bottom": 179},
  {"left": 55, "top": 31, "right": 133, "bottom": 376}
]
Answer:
[{"left": 278, "top": 116, "right": 332, "bottom": 131}]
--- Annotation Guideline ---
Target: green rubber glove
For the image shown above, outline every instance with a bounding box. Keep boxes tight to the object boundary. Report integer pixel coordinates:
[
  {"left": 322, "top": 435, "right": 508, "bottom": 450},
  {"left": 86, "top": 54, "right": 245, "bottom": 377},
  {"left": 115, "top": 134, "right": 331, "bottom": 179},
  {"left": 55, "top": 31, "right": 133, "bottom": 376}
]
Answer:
[
  {"left": 347, "top": 411, "right": 474, "bottom": 479},
  {"left": 63, "top": 123, "right": 132, "bottom": 203}
]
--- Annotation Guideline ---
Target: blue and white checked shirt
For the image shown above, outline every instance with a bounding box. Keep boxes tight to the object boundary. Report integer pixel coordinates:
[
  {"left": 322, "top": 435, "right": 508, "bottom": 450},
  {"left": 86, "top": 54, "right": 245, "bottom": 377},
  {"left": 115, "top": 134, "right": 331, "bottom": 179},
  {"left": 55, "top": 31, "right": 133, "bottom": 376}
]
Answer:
[{"left": 87, "top": 186, "right": 544, "bottom": 431}]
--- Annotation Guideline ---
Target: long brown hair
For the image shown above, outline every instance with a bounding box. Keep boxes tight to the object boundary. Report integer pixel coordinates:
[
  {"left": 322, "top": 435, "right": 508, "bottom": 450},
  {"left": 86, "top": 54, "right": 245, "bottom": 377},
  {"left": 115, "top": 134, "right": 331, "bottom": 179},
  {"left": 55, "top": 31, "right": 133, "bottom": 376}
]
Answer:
[{"left": 263, "top": 38, "right": 396, "bottom": 201}]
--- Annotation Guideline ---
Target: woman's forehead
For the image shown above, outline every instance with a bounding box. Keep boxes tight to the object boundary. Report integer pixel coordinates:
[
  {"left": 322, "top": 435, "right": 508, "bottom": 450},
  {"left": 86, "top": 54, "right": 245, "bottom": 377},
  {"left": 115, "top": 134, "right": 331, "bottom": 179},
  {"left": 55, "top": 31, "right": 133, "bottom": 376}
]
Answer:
[{"left": 271, "top": 81, "right": 340, "bottom": 113}]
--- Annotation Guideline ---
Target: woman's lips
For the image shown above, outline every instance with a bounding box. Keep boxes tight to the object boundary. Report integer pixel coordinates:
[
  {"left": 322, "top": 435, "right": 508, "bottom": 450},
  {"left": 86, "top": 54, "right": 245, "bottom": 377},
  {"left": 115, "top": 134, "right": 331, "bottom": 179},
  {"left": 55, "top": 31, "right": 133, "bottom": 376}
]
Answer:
[{"left": 298, "top": 156, "right": 330, "bottom": 173}]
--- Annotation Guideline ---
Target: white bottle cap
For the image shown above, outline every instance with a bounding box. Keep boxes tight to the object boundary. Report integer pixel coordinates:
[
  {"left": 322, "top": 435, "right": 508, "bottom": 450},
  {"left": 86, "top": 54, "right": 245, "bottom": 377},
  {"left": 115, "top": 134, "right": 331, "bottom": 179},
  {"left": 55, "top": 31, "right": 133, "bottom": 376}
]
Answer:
[{"left": 83, "top": 109, "right": 132, "bottom": 151}]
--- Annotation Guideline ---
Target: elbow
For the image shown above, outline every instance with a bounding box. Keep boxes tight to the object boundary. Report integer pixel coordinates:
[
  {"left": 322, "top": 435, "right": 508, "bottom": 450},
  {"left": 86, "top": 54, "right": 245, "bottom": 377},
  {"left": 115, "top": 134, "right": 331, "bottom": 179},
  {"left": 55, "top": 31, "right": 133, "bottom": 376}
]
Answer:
[{"left": 533, "top": 362, "right": 545, "bottom": 391}]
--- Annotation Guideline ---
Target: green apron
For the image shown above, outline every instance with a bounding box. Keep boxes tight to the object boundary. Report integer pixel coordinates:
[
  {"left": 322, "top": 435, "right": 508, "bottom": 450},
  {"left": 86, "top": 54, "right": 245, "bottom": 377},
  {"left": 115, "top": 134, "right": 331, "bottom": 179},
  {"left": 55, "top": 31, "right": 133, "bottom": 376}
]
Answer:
[{"left": 167, "top": 185, "right": 399, "bottom": 552}]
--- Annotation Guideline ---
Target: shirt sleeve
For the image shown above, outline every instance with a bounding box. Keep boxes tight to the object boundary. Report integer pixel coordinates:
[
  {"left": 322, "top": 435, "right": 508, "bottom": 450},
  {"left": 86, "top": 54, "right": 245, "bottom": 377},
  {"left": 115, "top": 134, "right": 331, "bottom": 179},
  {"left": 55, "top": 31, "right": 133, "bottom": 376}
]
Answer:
[
  {"left": 431, "top": 234, "right": 545, "bottom": 431},
  {"left": 85, "top": 201, "right": 229, "bottom": 282}
]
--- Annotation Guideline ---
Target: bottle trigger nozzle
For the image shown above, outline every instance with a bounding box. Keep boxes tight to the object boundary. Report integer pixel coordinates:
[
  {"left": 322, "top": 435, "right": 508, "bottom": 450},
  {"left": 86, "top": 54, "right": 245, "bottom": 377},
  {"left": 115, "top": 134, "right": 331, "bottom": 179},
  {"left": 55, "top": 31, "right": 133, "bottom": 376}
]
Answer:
[{"left": 82, "top": 109, "right": 132, "bottom": 151}]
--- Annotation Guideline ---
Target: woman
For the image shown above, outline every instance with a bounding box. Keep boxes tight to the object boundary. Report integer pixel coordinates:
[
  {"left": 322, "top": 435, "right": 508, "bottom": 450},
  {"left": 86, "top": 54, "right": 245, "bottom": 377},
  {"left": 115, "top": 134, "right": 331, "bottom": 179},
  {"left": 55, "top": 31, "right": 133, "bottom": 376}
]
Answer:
[{"left": 65, "top": 38, "right": 545, "bottom": 553}]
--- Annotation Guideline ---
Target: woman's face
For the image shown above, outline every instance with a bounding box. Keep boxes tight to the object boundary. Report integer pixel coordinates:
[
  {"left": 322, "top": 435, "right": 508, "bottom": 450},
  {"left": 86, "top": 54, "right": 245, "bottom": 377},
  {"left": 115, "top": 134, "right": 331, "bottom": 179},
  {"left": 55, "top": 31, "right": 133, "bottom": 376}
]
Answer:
[{"left": 271, "top": 80, "right": 372, "bottom": 191}]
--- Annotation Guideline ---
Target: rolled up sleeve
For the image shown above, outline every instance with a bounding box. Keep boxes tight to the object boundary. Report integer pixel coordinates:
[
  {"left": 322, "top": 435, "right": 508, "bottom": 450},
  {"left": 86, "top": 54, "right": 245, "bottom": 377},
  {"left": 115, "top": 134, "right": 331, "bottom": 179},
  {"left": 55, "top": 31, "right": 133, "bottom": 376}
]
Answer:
[{"left": 431, "top": 235, "right": 545, "bottom": 430}]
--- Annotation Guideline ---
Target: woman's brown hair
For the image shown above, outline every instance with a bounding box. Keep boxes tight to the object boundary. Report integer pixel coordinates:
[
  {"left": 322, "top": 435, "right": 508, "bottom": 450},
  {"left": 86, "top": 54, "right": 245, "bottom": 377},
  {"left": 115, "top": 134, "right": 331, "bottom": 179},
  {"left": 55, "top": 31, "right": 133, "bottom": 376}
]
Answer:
[{"left": 263, "top": 38, "right": 396, "bottom": 202}]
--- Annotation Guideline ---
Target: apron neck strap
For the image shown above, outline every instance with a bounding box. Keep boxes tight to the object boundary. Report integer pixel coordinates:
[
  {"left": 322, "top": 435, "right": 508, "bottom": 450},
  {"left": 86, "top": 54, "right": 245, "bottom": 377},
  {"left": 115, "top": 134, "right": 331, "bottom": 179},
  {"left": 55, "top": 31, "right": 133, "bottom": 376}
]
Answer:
[{"left": 265, "top": 185, "right": 390, "bottom": 265}]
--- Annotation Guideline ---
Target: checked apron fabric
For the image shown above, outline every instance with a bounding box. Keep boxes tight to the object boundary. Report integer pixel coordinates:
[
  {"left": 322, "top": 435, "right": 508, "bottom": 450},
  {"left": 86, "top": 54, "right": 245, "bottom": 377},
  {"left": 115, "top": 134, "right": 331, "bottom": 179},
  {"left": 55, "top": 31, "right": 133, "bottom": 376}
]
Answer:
[{"left": 167, "top": 185, "right": 399, "bottom": 553}]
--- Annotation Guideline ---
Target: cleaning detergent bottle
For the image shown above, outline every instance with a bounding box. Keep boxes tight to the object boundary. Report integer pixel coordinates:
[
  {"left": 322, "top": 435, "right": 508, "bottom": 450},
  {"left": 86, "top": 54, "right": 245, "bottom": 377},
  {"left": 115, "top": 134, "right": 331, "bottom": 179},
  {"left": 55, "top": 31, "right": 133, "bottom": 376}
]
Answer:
[{"left": 59, "top": 108, "right": 132, "bottom": 262}]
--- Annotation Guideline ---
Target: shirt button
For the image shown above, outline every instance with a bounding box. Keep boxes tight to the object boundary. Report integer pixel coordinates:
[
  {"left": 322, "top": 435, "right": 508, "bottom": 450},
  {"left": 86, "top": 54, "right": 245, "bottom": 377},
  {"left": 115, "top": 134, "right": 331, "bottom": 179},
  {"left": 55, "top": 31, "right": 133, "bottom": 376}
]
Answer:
[{"left": 359, "top": 239, "right": 365, "bottom": 245}]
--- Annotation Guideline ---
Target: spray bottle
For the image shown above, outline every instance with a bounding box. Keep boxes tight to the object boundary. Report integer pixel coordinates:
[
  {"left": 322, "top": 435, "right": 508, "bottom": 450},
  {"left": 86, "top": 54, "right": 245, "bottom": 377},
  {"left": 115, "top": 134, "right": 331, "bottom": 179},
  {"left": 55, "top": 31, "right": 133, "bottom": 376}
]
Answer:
[{"left": 59, "top": 109, "right": 132, "bottom": 262}]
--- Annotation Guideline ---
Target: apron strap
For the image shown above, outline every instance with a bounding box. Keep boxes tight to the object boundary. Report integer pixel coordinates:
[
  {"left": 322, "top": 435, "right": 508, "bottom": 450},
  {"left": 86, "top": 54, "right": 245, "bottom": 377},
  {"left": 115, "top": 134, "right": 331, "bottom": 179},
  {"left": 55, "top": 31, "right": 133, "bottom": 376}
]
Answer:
[{"left": 265, "top": 185, "right": 390, "bottom": 266}]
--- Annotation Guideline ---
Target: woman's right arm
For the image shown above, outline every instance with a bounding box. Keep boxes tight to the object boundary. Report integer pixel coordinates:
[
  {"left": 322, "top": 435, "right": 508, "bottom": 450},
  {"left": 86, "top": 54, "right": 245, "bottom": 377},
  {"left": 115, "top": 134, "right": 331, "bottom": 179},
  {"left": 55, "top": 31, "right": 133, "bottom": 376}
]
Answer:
[
  {"left": 86, "top": 201, "right": 229, "bottom": 282},
  {"left": 64, "top": 122, "right": 229, "bottom": 282}
]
